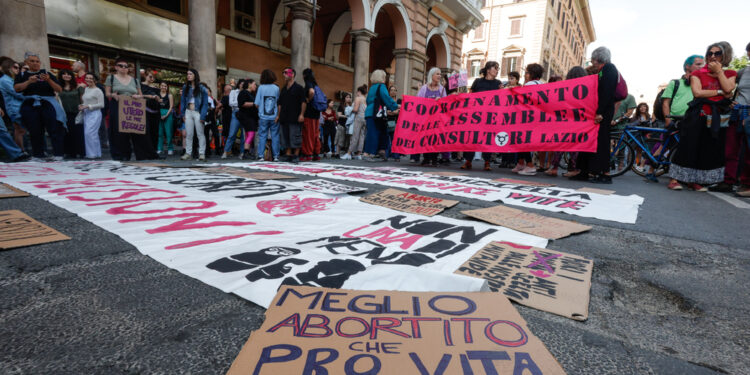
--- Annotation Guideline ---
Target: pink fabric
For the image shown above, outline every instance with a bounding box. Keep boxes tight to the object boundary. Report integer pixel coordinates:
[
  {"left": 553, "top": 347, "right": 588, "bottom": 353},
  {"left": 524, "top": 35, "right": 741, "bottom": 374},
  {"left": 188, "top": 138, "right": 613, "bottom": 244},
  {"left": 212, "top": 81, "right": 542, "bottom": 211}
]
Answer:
[{"left": 392, "top": 75, "right": 600, "bottom": 154}]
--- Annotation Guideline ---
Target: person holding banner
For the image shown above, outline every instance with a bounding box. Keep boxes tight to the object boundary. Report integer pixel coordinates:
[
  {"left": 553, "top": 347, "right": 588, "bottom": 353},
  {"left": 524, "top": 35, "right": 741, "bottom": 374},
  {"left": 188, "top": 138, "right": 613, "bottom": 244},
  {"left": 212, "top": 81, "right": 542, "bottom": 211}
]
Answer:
[
  {"left": 105, "top": 57, "right": 157, "bottom": 161},
  {"left": 364, "top": 70, "right": 399, "bottom": 161},
  {"left": 417, "top": 67, "right": 447, "bottom": 167},
  {"left": 570, "top": 47, "right": 619, "bottom": 184},
  {"left": 511, "top": 63, "right": 546, "bottom": 176},
  {"left": 179, "top": 69, "right": 209, "bottom": 161},
  {"left": 461, "top": 61, "right": 501, "bottom": 171}
]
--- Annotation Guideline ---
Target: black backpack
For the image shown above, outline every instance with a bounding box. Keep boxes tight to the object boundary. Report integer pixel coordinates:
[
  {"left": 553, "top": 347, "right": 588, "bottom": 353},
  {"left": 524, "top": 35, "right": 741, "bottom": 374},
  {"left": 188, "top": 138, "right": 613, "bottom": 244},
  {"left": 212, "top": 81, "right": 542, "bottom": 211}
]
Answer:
[{"left": 653, "top": 78, "right": 681, "bottom": 122}]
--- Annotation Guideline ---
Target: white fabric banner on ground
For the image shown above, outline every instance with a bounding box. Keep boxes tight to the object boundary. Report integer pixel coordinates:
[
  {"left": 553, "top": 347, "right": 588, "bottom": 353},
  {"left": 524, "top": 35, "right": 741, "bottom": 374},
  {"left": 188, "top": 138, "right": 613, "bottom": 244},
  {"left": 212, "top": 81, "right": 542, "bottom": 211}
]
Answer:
[
  {"left": 229, "top": 162, "right": 644, "bottom": 224},
  {"left": 0, "top": 161, "right": 546, "bottom": 308}
]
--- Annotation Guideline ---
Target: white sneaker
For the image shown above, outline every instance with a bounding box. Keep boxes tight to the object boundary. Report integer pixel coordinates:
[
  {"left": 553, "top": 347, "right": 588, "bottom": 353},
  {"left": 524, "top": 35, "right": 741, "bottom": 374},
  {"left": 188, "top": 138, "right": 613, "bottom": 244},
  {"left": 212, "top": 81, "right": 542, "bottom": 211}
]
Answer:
[
  {"left": 518, "top": 166, "right": 537, "bottom": 176},
  {"left": 273, "top": 156, "right": 280, "bottom": 162},
  {"left": 341, "top": 153, "right": 352, "bottom": 160},
  {"left": 167, "top": 150, "right": 174, "bottom": 156},
  {"left": 30, "top": 157, "right": 46, "bottom": 163},
  {"left": 181, "top": 154, "right": 191, "bottom": 161},
  {"left": 355, "top": 155, "right": 363, "bottom": 160},
  {"left": 325, "top": 152, "right": 332, "bottom": 158},
  {"left": 52, "top": 156, "right": 64, "bottom": 162},
  {"left": 221, "top": 152, "right": 228, "bottom": 159},
  {"left": 199, "top": 154, "right": 206, "bottom": 162}
]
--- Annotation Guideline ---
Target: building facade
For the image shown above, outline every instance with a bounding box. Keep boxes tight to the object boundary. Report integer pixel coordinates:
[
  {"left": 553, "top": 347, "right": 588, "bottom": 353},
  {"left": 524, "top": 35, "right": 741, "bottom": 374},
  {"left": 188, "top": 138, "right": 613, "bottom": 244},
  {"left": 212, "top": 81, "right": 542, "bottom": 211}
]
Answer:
[
  {"left": 1, "top": 0, "right": 484, "bottom": 99},
  {"left": 461, "top": 0, "right": 595, "bottom": 85}
]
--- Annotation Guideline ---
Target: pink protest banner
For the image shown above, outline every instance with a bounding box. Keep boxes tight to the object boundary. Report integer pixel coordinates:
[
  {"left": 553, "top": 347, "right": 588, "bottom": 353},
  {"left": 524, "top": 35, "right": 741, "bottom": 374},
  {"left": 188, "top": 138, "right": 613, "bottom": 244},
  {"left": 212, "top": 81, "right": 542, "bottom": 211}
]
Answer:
[{"left": 392, "top": 75, "right": 600, "bottom": 154}]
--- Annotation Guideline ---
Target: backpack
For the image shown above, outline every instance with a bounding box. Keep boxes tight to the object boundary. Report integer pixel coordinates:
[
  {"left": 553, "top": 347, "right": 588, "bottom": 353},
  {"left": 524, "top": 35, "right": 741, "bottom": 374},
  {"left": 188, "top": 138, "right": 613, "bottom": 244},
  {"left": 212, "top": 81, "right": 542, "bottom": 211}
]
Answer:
[
  {"left": 311, "top": 85, "right": 327, "bottom": 112},
  {"left": 614, "top": 72, "right": 628, "bottom": 102},
  {"left": 653, "top": 79, "right": 681, "bottom": 122}
]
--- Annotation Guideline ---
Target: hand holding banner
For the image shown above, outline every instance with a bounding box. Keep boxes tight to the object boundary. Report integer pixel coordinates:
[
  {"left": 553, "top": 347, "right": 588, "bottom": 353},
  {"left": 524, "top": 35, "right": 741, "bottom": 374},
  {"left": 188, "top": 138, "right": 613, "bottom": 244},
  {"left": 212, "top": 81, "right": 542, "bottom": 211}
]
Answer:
[{"left": 392, "top": 75, "right": 600, "bottom": 154}]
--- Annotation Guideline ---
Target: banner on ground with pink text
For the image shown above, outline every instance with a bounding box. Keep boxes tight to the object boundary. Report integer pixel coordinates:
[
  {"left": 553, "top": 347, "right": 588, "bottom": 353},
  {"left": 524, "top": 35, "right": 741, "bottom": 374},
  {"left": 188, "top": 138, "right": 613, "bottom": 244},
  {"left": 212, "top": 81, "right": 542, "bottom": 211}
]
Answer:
[{"left": 392, "top": 75, "right": 600, "bottom": 154}]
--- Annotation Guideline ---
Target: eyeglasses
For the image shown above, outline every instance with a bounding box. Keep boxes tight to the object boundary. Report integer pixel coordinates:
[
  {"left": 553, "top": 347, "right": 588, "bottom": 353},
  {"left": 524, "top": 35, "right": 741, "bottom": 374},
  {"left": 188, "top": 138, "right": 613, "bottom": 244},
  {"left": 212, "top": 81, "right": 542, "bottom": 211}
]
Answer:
[
  {"left": 12, "top": 65, "right": 20, "bottom": 70},
  {"left": 116, "top": 64, "right": 128, "bottom": 68},
  {"left": 706, "top": 50, "right": 723, "bottom": 57}
]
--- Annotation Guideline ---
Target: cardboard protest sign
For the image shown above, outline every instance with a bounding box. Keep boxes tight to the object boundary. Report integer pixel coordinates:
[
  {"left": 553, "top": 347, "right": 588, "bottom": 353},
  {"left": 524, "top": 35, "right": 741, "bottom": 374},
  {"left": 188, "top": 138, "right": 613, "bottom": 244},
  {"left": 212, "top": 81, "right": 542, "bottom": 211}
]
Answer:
[
  {"left": 462, "top": 204, "right": 591, "bottom": 240},
  {"left": 577, "top": 187, "right": 614, "bottom": 195},
  {"left": 0, "top": 210, "right": 70, "bottom": 249},
  {"left": 0, "top": 183, "right": 30, "bottom": 198},
  {"left": 392, "top": 75, "right": 599, "bottom": 154},
  {"left": 299, "top": 179, "right": 367, "bottom": 194},
  {"left": 227, "top": 285, "right": 566, "bottom": 375},
  {"left": 458, "top": 70, "right": 468, "bottom": 87},
  {"left": 455, "top": 241, "right": 593, "bottom": 320},
  {"left": 118, "top": 97, "right": 147, "bottom": 134},
  {"left": 448, "top": 73, "right": 459, "bottom": 90},
  {"left": 494, "top": 178, "right": 554, "bottom": 187},
  {"left": 361, "top": 188, "right": 458, "bottom": 216}
]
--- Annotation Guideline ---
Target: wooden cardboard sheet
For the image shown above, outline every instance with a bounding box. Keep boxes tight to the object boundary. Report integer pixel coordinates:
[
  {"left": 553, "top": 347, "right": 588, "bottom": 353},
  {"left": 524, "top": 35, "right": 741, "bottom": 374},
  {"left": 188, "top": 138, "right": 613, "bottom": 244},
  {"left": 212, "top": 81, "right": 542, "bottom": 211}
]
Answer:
[
  {"left": 227, "top": 286, "right": 566, "bottom": 374},
  {"left": 462, "top": 204, "right": 591, "bottom": 240},
  {"left": 455, "top": 241, "right": 593, "bottom": 320},
  {"left": 360, "top": 188, "right": 458, "bottom": 216},
  {"left": 0, "top": 210, "right": 70, "bottom": 249},
  {"left": 0, "top": 183, "right": 30, "bottom": 198}
]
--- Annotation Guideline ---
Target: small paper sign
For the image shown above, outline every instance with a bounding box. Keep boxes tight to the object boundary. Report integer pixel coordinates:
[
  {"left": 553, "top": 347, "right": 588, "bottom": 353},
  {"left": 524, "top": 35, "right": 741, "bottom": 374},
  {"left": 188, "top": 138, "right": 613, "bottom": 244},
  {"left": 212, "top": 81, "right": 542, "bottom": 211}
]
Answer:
[
  {"left": 462, "top": 204, "right": 591, "bottom": 240},
  {"left": 118, "top": 97, "right": 147, "bottom": 134},
  {"left": 299, "top": 179, "right": 367, "bottom": 194},
  {"left": 0, "top": 183, "right": 30, "bottom": 198},
  {"left": 0, "top": 210, "right": 70, "bottom": 249},
  {"left": 455, "top": 241, "right": 593, "bottom": 320},
  {"left": 360, "top": 188, "right": 458, "bottom": 216},
  {"left": 226, "top": 286, "right": 566, "bottom": 374}
]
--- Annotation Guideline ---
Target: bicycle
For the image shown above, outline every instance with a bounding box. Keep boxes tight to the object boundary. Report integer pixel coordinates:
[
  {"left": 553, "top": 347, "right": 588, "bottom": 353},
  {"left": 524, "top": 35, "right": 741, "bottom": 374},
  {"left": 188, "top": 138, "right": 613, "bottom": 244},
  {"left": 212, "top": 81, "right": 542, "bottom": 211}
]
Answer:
[{"left": 608, "top": 116, "right": 682, "bottom": 177}]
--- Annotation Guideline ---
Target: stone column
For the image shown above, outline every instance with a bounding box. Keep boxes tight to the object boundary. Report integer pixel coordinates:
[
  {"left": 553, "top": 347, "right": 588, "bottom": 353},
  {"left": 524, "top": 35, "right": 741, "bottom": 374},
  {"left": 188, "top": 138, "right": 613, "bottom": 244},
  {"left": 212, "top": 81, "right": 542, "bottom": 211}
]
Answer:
[
  {"left": 188, "top": 0, "right": 217, "bottom": 93},
  {"left": 393, "top": 49, "right": 428, "bottom": 96},
  {"left": 284, "top": 0, "right": 317, "bottom": 85},
  {"left": 0, "top": 0, "right": 50, "bottom": 67},
  {"left": 350, "top": 29, "right": 377, "bottom": 94}
]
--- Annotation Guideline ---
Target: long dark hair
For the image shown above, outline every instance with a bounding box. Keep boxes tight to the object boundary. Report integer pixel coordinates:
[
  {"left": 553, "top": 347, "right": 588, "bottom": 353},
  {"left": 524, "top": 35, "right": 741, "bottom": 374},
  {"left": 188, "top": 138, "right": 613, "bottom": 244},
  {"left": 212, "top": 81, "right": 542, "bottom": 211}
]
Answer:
[
  {"left": 185, "top": 68, "right": 201, "bottom": 90},
  {"left": 565, "top": 66, "right": 587, "bottom": 80},
  {"left": 58, "top": 69, "right": 76, "bottom": 91},
  {"left": 302, "top": 68, "right": 317, "bottom": 87}
]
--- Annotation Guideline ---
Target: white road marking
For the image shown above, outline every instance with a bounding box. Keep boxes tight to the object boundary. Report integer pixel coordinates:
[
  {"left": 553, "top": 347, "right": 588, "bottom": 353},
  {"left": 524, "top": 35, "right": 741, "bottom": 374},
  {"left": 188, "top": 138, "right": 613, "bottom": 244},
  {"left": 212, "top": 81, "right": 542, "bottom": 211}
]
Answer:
[{"left": 708, "top": 192, "right": 750, "bottom": 209}]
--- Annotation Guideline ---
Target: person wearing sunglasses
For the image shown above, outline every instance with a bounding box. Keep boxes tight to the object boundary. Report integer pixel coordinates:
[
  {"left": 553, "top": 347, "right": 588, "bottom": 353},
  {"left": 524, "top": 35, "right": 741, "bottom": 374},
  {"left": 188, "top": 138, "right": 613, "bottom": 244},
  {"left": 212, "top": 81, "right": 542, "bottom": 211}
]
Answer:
[
  {"left": 13, "top": 51, "right": 66, "bottom": 161},
  {"left": 668, "top": 42, "right": 737, "bottom": 192},
  {"left": 0, "top": 57, "right": 27, "bottom": 152},
  {"left": 105, "top": 57, "right": 158, "bottom": 161}
]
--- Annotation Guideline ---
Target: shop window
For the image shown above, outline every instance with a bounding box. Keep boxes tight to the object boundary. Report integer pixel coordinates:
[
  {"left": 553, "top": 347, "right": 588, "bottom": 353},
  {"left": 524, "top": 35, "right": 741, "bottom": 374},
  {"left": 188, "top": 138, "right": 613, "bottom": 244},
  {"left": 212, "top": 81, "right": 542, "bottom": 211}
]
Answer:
[
  {"left": 234, "top": 0, "right": 258, "bottom": 37},
  {"left": 147, "top": 0, "right": 182, "bottom": 14}
]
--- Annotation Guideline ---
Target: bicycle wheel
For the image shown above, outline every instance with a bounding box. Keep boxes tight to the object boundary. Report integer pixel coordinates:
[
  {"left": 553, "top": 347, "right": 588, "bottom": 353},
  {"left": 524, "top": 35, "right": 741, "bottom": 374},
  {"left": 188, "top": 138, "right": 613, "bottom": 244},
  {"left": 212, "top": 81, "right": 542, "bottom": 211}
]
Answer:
[
  {"left": 653, "top": 145, "right": 678, "bottom": 177},
  {"left": 608, "top": 136, "right": 634, "bottom": 177}
]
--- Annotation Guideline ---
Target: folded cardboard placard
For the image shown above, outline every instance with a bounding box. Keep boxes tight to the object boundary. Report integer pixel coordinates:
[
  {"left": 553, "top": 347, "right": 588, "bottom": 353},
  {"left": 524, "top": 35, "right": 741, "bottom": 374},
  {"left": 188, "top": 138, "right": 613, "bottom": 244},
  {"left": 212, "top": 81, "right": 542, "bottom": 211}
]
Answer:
[
  {"left": 0, "top": 210, "right": 70, "bottom": 249},
  {"left": 360, "top": 188, "right": 458, "bottom": 216},
  {"left": 299, "top": 179, "right": 367, "bottom": 194},
  {"left": 494, "top": 178, "right": 555, "bottom": 187},
  {"left": 462, "top": 204, "right": 591, "bottom": 240},
  {"left": 0, "top": 183, "right": 30, "bottom": 198},
  {"left": 227, "top": 286, "right": 566, "bottom": 375},
  {"left": 455, "top": 241, "right": 593, "bottom": 321},
  {"left": 577, "top": 187, "right": 615, "bottom": 195}
]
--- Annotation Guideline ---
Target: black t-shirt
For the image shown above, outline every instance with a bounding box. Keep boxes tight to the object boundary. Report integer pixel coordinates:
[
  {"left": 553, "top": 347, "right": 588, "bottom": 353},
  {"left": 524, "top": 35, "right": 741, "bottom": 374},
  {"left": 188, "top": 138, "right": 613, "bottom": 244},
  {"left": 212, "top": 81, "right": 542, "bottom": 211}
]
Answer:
[
  {"left": 159, "top": 92, "right": 170, "bottom": 110},
  {"left": 238, "top": 90, "right": 258, "bottom": 120},
  {"left": 14, "top": 71, "right": 59, "bottom": 97},
  {"left": 303, "top": 83, "right": 320, "bottom": 119},
  {"left": 470, "top": 78, "right": 501, "bottom": 93},
  {"left": 278, "top": 82, "right": 305, "bottom": 124},
  {"left": 141, "top": 84, "right": 160, "bottom": 110},
  {"left": 337, "top": 105, "right": 348, "bottom": 126},
  {"left": 220, "top": 96, "right": 232, "bottom": 126}
]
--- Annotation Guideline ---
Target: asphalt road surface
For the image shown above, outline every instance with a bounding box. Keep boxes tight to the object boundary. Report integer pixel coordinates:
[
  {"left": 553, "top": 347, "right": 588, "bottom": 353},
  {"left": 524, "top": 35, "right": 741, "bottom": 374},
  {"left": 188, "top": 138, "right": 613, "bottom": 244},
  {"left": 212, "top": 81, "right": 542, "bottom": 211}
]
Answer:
[{"left": 1, "top": 157, "right": 748, "bottom": 374}]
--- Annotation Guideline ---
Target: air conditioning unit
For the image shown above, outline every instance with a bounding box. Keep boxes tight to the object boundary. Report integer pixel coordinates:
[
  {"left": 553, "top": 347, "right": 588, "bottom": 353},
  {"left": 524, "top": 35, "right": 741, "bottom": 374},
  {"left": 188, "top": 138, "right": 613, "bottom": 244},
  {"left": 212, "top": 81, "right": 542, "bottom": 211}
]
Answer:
[{"left": 236, "top": 13, "right": 255, "bottom": 36}]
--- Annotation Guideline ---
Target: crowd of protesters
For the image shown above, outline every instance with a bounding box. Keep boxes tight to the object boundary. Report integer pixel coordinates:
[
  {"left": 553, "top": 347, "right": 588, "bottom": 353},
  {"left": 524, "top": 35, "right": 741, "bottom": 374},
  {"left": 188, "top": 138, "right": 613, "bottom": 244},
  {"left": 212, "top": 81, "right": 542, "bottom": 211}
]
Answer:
[{"left": 1, "top": 42, "right": 748, "bottom": 195}]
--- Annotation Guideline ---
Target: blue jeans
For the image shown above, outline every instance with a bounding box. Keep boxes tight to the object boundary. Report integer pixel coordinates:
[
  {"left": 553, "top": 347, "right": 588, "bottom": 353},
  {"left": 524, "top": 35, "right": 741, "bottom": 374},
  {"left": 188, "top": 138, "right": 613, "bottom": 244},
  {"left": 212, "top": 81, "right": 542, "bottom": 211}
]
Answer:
[
  {"left": 223, "top": 110, "right": 245, "bottom": 153},
  {"left": 257, "top": 118, "right": 280, "bottom": 158},
  {"left": 0, "top": 119, "right": 22, "bottom": 159}
]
